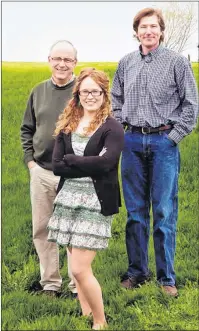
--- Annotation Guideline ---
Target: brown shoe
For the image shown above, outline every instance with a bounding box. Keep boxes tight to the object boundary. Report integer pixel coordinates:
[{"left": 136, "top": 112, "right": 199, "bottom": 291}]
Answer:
[
  {"left": 121, "top": 272, "right": 151, "bottom": 289},
  {"left": 161, "top": 285, "right": 178, "bottom": 297}
]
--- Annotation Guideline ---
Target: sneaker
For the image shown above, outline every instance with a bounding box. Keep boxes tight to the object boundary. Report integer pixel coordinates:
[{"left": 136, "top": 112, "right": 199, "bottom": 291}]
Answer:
[
  {"left": 161, "top": 285, "right": 178, "bottom": 297},
  {"left": 121, "top": 272, "right": 152, "bottom": 289}
]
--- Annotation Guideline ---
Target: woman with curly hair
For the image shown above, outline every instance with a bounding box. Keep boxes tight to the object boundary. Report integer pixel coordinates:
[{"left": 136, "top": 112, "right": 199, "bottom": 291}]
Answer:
[{"left": 47, "top": 67, "right": 124, "bottom": 330}]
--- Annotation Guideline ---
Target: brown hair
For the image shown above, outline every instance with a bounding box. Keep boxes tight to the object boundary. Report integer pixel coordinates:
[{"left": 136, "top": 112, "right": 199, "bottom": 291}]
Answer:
[
  {"left": 54, "top": 67, "right": 112, "bottom": 136},
  {"left": 133, "top": 8, "right": 165, "bottom": 43}
]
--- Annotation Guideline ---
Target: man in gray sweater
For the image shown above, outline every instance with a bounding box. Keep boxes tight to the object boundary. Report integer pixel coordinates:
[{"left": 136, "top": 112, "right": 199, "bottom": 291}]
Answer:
[{"left": 20, "top": 40, "right": 78, "bottom": 297}]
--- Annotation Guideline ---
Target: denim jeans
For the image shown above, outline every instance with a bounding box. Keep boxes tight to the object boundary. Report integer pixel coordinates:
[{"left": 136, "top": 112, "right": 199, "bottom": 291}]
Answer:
[{"left": 121, "top": 129, "right": 180, "bottom": 286}]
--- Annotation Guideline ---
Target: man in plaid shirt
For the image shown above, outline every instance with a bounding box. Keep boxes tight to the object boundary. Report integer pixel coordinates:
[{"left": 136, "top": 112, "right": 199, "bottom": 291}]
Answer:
[{"left": 111, "top": 7, "right": 198, "bottom": 297}]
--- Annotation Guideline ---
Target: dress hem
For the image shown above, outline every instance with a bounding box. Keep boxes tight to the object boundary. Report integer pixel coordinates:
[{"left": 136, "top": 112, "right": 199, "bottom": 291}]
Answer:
[
  {"left": 47, "top": 227, "right": 111, "bottom": 239},
  {"left": 48, "top": 239, "right": 108, "bottom": 251}
]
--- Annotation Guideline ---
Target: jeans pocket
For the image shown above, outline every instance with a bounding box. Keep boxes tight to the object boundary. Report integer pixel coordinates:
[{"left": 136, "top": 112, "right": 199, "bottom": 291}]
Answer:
[{"left": 163, "top": 132, "right": 176, "bottom": 146}]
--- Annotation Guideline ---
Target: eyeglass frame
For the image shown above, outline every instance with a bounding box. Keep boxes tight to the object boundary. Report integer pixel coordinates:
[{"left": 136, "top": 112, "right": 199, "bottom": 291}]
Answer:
[
  {"left": 50, "top": 56, "right": 76, "bottom": 64},
  {"left": 78, "top": 90, "right": 104, "bottom": 97}
]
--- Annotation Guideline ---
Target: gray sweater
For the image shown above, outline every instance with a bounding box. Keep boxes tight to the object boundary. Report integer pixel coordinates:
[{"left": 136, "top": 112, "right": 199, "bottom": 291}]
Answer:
[{"left": 20, "top": 78, "right": 76, "bottom": 170}]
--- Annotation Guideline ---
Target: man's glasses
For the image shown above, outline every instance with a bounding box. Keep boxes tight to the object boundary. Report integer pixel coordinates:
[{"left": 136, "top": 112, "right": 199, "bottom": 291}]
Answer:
[
  {"left": 79, "top": 90, "right": 103, "bottom": 97},
  {"left": 50, "top": 57, "right": 75, "bottom": 64}
]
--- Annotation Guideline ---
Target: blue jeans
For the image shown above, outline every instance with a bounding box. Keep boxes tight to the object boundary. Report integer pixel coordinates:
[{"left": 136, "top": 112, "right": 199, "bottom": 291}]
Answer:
[{"left": 121, "top": 130, "right": 180, "bottom": 286}]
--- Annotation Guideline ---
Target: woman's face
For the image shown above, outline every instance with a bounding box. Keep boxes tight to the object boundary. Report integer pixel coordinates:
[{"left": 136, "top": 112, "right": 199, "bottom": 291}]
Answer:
[{"left": 79, "top": 77, "right": 104, "bottom": 113}]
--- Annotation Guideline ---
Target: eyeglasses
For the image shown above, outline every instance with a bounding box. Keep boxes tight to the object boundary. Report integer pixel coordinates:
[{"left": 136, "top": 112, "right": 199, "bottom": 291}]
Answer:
[
  {"left": 79, "top": 90, "right": 103, "bottom": 97},
  {"left": 50, "top": 57, "right": 76, "bottom": 64}
]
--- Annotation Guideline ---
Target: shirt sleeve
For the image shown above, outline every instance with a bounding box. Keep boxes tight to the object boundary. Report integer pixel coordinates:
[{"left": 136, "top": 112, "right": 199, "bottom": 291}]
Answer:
[
  {"left": 111, "top": 60, "right": 125, "bottom": 124},
  {"left": 168, "top": 57, "right": 199, "bottom": 144},
  {"left": 20, "top": 91, "right": 36, "bottom": 164},
  {"left": 64, "top": 122, "right": 124, "bottom": 175}
]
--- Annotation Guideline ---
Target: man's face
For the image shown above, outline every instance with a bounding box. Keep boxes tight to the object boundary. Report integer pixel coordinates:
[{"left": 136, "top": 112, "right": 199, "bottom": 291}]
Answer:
[
  {"left": 48, "top": 45, "right": 77, "bottom": 84},
  {"left": 136, "top": 15, "right": 162, "bottom": 50}
]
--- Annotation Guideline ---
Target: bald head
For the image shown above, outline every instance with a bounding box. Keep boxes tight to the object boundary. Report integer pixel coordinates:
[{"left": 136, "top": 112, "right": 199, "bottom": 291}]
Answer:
[
  {"left": 48, "top": 40, "right": 77, "bottom": 86},
  {"left": 49, "top": 40, "right": 77, "bottom": 59}
]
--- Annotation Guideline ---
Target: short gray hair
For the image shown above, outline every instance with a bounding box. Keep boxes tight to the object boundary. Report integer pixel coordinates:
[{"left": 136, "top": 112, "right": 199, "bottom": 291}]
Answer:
[{"left": 49, "top": 40, "right": 77, "bottom": 59}]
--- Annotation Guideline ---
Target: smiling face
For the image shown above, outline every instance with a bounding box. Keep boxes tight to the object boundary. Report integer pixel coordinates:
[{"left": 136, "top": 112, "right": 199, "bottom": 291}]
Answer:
[
  {"left": 136, "top": 15, "right": 162, "bottom": 53},
  {"left": 79, "top": 77, "right": 104, "bottom": 113},
  {"left": 48, "top": 43, "right": 77, "bottom": 85}
]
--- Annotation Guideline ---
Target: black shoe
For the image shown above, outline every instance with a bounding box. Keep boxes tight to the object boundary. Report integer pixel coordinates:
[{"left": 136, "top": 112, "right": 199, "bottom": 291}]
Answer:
[
  {"left": 41, "top": 290, "right": 60, "bottom": 297},
  {"left": 71, "top": 292, "right": 79, "bottom": 300},
  {"left": 28, "top": 281, "right": 43, "bottom": 292},
  {"left": 121, "top": 271, "right": 152, "bottom": 289}
]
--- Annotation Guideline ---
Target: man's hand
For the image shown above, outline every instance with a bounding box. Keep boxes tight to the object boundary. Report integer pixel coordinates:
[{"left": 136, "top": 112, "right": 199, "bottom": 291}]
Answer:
[{"left": 28, "top": 160, "right": 37, "bottom": 169}]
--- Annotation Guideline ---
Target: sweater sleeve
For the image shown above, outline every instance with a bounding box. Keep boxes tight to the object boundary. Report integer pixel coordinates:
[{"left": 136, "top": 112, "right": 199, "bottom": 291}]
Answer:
[
  {"left": 20, "top": 92, "right": 36, "bottom": 164},
  {"left": 52, "top": 132, "right": 90, "bottom": 178},
  {"left": 64, "top": 122, "right": 124, "bottom": 175}
]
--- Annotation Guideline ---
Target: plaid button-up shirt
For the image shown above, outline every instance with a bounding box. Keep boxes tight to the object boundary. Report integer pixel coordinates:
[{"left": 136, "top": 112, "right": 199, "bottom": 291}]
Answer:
[{"left": 111, "top": 45, "right": 198, "bottom": 144}]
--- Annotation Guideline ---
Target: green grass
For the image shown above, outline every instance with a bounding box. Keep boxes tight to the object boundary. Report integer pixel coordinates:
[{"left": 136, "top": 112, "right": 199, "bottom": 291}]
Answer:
[{"left": 2, "top": 61, "right": 199, "bottom": 330}]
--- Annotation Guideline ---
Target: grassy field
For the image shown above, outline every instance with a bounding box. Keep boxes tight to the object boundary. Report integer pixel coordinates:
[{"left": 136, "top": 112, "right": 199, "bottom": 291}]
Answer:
[{"left": 2, "top": 62, "right": 199, "bottom": 330}]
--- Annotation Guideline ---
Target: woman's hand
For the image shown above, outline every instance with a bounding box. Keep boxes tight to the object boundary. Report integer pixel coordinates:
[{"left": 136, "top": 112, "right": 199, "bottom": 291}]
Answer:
[{"left": 99, "top": 147, "right": 107, "bottom": 156}]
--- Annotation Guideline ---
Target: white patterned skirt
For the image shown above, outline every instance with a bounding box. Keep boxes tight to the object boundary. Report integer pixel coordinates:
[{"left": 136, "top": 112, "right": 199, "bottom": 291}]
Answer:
[{"left": 47, "top": 176, "right": 113, "bottom": 250}]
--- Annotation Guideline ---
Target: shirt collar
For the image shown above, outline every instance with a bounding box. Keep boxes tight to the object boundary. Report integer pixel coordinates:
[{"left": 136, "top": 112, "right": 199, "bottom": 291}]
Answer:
[
  {"left": 51, "top": 73, "right": 75, "bottom": 88},
  {"left": 139, "top": 44, "right": 163, "bottom": 60}
]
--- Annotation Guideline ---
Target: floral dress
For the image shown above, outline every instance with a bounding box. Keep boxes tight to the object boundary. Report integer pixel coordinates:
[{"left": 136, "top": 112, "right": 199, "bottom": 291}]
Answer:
[{"left": 47, "top": 132, "right": 113, "bottom": 250}]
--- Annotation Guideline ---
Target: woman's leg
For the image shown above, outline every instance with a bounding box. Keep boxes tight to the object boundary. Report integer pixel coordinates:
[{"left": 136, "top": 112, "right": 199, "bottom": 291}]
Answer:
[
  {"left": 70, "top": 247, "right": 107, "bottom": 327},
  {"left": 75, "top": 280, "right": 92, "bottom": 316},
  {"left": 68, "top": 247, "right": 91, "bottom": 315}
]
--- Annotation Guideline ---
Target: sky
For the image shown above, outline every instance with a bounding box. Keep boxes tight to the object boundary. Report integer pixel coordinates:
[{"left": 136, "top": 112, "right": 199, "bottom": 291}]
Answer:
[{"left": 2, "top": 1, "right": 199, "bottom": 63}]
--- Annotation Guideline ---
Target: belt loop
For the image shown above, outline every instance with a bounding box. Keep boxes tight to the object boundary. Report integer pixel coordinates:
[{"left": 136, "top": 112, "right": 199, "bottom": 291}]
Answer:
[{"left": 141, "top": 127, "right": 147, "bottom": 134}]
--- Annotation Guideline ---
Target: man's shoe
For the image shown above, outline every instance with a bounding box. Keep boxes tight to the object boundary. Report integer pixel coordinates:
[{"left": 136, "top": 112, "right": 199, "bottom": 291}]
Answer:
[
  {"left": 121, "top": 272, "right": 151, "bottom": 289},
  {"left": 161, "top": 285, "right": 178, "bottom": 297},
  {"left": 29, "top": 281, "right": 43, "bottom": 292},
  {"left": 71, "top": 292, "right": 79, "bottom": 300},
  {"left": 41, "top": 290, "right": 60, "bottom": 297}
]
